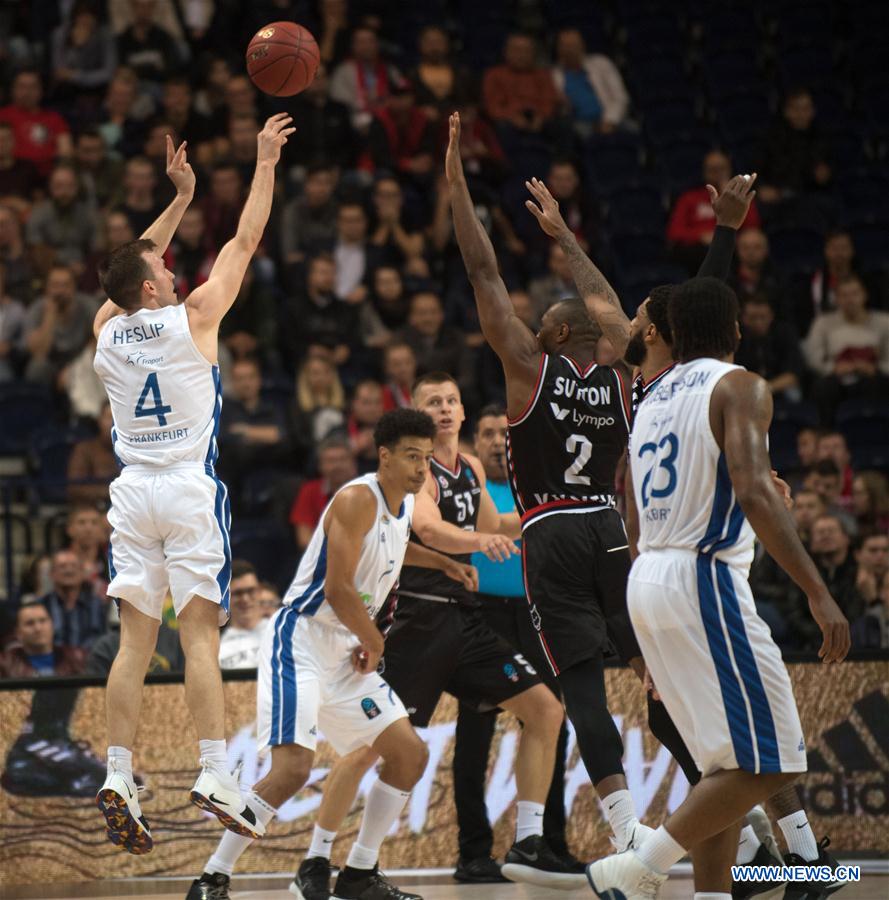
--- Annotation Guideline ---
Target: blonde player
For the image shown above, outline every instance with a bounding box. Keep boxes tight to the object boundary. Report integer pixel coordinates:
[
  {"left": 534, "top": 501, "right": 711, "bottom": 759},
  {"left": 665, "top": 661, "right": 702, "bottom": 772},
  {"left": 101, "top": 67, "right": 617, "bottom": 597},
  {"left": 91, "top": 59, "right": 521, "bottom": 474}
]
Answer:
[{"left": 93, "top": 115, "right": 294, "bottom": 853}]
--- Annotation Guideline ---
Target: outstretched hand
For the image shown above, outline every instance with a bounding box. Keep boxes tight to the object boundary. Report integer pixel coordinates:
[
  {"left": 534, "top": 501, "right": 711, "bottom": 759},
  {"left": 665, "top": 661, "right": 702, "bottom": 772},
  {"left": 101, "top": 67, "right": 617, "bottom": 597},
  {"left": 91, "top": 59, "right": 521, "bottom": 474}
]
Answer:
[
  {"left": 166, "top": 135, "right": 195, "bottom": 196},
  {"left": 445, "top": 112, "right": 464, "bottom": 183},
  {"left": 524, "top": 176, "right": 570, "bottom": 239},
  {"left": 707, "top": 173, "right": 757, "bottom": 229},
  {"left": 257, "top": 113, "right": 297, "bottom": 166}
]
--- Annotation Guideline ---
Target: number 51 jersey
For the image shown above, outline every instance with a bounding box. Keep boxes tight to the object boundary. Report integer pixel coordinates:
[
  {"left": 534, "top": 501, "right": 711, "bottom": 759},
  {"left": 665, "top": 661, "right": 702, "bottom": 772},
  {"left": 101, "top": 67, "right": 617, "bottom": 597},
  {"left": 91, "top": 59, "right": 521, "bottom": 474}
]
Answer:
[
  {"left": 506, "top": 354, "right": 631, "bottom": 525},
  {"left": 629, "top": 358, "right": 755, "bottom": 569},
  {"left": 94, "top": 304, "right": 222, "bottom": 468}
]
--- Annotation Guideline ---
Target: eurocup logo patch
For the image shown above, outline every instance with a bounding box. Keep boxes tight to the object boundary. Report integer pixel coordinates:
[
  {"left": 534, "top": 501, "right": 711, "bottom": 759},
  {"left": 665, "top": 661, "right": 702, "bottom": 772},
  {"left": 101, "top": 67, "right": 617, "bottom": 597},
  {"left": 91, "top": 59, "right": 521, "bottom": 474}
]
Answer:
[
  {"left": 503, "top": 663, "right": 519, "bottom": 683},
  {"left": 361, "top": 697, "right": 381, "bottom": 719},
  {"left": 439, "top": 476, "right": 449, "bottom": 489}
]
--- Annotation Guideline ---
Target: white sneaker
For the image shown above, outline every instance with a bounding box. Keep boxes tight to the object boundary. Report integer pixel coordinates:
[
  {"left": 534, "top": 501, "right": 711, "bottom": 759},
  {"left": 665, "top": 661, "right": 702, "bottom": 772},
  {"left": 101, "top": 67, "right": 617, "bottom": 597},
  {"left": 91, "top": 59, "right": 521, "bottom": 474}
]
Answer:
[
  {"left": 611, "top": 819, "right": 656, "bottom": 853},
  {"left": 586, "top": 850, "right": 667, "bottom": 899},
  {"left": 190, "top": 760, "right": 264, "bottom": 839},
  {"left": 96, "top": 766, "right": 153, "bottom": 854}
]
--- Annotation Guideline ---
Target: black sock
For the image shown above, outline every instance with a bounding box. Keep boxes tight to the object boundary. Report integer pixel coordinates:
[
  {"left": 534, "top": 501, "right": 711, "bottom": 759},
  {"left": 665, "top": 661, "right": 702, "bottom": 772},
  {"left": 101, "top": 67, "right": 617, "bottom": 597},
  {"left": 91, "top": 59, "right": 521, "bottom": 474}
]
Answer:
[{"left": 340, "top": 865, "right": 374, "bottom": 880}]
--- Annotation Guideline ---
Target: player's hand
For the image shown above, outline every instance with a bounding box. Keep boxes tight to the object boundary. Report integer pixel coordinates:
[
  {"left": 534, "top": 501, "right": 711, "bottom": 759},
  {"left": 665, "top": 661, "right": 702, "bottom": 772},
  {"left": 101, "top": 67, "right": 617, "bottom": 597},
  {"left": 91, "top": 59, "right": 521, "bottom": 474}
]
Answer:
[
  {"left": 352, "top": 641, "right": 383, "bottom": 674},
  {"left": 257, "top": 113, "right": 296, "bottom": 165},
  {"left": 445, "top": 112, "right": 464, "bottom": 184},
  {"left": 807, "top": 590, "right": 851, "bottom": 664},
  {"left": 770, "top": 469, "right": 793, "bottom": 511},
  {"left": 166, "top": 135, "right": 195, "bottom": 196},
  {"left": 524, "top": 176, "right": 570, "bottom": 239},
  {"left": 475, "top": 533, "right": 520, "bottom": 562},
  {"left": 443, "top": 559, "right": 479, "bottom": 592},
  {"left": 707, "top": 173, "right": 757, "bottom": 229}
]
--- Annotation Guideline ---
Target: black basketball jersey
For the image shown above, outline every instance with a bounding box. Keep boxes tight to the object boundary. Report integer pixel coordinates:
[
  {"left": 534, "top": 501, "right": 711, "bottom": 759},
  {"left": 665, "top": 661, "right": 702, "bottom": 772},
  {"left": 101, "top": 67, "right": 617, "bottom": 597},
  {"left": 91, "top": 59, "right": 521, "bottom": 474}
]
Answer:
[
  {"left": 506, "top": 354, "right": 631, "bottom": 525},
  {"left": 399, "top": 455, "right": 482, "bottom": 601}
]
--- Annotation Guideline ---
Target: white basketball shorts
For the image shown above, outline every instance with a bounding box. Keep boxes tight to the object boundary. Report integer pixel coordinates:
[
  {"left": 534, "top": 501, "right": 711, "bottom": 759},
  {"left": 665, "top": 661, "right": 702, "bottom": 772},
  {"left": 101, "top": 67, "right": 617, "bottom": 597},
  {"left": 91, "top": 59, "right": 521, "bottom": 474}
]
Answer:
[
  {"left": 107, "top": 462, "right": 231, "bottom": 623},
  {"left": 257, "top": 606, "right": 408, "bottom": 757},
  {"left": 628, "top": 549, "right": 807, "bottom": 777}
]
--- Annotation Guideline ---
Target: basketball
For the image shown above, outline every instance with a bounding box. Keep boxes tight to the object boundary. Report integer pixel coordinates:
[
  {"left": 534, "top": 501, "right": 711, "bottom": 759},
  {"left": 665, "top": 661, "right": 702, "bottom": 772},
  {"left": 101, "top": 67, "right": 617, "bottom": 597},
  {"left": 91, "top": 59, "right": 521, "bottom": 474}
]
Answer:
[{"left": 246, "top": 21, "right": 319, "bottom": 97}]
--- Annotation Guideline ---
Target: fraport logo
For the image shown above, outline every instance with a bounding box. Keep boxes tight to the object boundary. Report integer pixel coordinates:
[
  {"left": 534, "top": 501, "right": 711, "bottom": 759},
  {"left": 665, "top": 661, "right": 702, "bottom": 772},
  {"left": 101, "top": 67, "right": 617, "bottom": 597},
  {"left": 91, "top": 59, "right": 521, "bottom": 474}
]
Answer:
[{"left": 503, "top": 663, "right": 519, "bottom": 683}]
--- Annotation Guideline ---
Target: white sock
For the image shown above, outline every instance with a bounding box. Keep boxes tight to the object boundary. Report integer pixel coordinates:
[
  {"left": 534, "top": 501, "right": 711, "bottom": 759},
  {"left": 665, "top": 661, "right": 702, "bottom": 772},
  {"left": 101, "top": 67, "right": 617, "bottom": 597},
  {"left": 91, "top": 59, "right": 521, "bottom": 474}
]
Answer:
[
  {"left": 107, "top": 745, "right": 133, "bottom": 780},
  {"left": 602, "top": 789, "right": 638, "bottom": 849},
  {"left": 778, "top": 811, "right": 819, "bottom": 861},
  {"left": 345, "top": 779, "right": 409, "bottom": 870},
  {"left": 515, "top": 800, "right": 545, "bottom": 842},
  {"left": 205, "top": 791, "right": 276, "bottom": 876},
  {"left": 636, "top": 825, "right": 687, "bottom": 875},
  {"left": 695, "top": 894, "right": 732, "bottom": 899},
  {"left": 307, "top": 825, "right": 337, "bottom": 860},
  {"left": 199, "top": 738, "right": 228, "bottom": 770},
  {"left": 736, "top": 825, "right": 761, "bottom": 864}
]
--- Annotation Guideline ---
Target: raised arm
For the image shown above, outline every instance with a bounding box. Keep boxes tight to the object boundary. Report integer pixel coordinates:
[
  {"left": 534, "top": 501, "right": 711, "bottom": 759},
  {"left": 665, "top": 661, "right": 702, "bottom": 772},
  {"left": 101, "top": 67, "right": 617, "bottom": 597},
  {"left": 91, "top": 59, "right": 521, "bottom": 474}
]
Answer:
[
  {"left": 93, "top": 137, "right": 196, "bottom": 338},
  {"left": 141, "top": 136, "right": 196, "bottom": 254},
  {"left": 524, "top": 177, "right": 629, "bottom": 357},
  {"left": 186, "top": 114, "right": 294, "bottom": 330},
  {"left": 697, "top": 173, "right": 757, "bottom": 279},
  {"left": 445, "top": 113, "right": 539, "bottom": 395},
  {"left": 712, "top": 370, "right": 850, "bottom": 663}
]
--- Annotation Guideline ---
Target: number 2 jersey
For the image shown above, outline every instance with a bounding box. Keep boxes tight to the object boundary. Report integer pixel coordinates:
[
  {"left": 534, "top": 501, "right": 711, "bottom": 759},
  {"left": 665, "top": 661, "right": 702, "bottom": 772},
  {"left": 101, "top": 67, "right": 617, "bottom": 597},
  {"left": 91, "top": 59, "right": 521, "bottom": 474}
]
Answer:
[
  {"left": 506, "top": 354, "right": 631, "bottom": 527},
  {"left": 94, "top": 304, "right": 222, "bottom": 468},
  {"left": 629, "top": 358, "right": 755, "bottom": 569}
]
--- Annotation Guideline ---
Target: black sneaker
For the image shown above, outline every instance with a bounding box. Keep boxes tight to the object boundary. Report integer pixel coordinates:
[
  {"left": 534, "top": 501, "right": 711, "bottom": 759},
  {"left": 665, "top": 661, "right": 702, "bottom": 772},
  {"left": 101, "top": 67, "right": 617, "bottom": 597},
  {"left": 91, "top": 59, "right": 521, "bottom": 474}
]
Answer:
[
  {"left": 501, "top": 834, "right": 588, "bottom": 890},
  {"left": 553, "top": 849, "right": 586, "bottom": 875},
  {"left": 731, "top": 844, "right": 787, "bottom": 899},
  {"left": 453, "top": 856, "right": 508, "bottom": 883},
  {"left": 2, "top": 736, "right": 107, "bottom": 797},
  {"left": 291, "top": 856, "right": 333, "bottom": 899},
  {"left": 185, "top": 872, "right": 231, "bottom": 899},
  {"left": 331, "top": 865, "right": 422, "bottom": 900},
  {"left": 784, "top": 837, "right": 851, "bottom": 899}
]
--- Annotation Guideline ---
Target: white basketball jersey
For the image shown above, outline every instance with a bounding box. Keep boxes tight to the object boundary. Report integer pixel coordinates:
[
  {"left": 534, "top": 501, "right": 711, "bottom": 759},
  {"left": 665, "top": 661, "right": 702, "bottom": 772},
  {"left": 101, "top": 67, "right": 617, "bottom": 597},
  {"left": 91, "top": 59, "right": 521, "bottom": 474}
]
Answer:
[
  {"left": 284, "top": 474, "right": 415, "bottom": 631},
  {"left": 630, "top": 358, "right": 755, "bottom": 568},
  {"left": 93, "top": 304, "right": 222, "bottom": 468}
]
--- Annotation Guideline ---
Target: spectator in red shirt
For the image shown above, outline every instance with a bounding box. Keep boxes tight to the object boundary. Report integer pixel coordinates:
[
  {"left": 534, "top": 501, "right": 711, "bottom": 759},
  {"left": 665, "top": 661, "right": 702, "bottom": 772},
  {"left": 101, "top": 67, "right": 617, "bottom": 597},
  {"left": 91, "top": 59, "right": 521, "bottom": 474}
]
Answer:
[
  {"left": 289, "top": 436, "right": 357, "bottom": 551},
  {"left": 0, "top": 121, "right": 42, "bottom": 217},
  {"left": 0, "top": 70, "right": 73, "bottom": 177},
  {"left": 482, "top": 33, "right": 559, "bottom": 135},
  {"left": 667, "top": 150, "right": 760, "bottom": 274},
  {"left": 367, "top": 81, "right": 435, "bottom": 184},
  {"left": 201, "top": 161, "right": 244, "bottom": 251},
  {"left": 381, "top": 340, "right": 417, "bottom": 411},
  {"left": 817, "top": 431, "right": 855, "bottom": 510}
]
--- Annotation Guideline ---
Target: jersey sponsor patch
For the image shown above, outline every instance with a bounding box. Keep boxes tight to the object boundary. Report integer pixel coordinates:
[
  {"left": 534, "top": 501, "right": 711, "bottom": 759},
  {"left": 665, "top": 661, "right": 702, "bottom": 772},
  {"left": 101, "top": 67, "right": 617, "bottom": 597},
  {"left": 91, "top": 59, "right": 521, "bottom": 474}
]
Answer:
[
  {"left": 503, "top": 663, "right": 519, "bottom": 683},
  {"left": 361, "top": 697, "right": 381, "bottom": 719}
]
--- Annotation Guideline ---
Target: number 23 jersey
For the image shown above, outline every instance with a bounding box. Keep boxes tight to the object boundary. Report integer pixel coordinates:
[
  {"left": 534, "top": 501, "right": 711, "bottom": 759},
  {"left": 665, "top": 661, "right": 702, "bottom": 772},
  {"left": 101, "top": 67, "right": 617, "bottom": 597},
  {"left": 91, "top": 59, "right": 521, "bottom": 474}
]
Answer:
[
  {"left": 506, "top": 355, "right": 631, "bottom": 522},
  {"left": 629, "top": 358, "right": 755, "bottom": 568},
  {"left": 94, "top": 304, "right": 223, "bottom": 468}
]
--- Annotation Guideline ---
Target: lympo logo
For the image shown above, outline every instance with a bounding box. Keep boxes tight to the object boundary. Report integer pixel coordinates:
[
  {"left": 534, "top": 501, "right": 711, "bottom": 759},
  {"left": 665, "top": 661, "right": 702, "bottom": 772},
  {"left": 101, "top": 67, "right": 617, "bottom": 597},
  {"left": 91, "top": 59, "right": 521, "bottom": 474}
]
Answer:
[
  {"left": 550, "top": 403, "right": 570, "bottom": 421},
  {"left": 799, "top": 690, "right": 888, "bottom": 816}
]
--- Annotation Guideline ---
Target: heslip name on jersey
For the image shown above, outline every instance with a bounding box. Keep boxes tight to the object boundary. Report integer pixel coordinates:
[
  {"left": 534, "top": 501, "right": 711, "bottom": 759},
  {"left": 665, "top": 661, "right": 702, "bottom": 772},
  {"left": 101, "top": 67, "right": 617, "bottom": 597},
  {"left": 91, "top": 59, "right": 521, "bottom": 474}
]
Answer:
[
  {"left": 399, "top": 455, "right": 481, "bottom": 601},
  {"left": 506, "top": 354, "right": 631, "bottom": 525},
  {"left": 283, "top": 474, "right": 415, "bottom": 631},
  {"left": 629, "top": 358, "right": 755, "bottom": 568},
  {"left": 94, "top": 304, "right": 222, "bottom": 468}
]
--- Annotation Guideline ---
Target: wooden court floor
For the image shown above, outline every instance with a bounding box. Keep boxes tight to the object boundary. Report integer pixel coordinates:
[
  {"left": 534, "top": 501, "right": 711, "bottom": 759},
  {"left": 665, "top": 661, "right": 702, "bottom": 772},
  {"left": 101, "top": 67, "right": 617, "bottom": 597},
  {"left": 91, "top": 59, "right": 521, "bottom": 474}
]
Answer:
[{"left": 9, "top": 876, "right": 887, "bottom": 900}]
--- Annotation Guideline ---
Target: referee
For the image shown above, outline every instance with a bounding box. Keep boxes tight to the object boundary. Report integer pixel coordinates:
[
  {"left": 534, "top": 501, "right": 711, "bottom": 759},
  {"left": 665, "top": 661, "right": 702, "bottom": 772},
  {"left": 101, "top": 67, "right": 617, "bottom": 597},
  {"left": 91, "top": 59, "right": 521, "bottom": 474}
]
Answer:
[{"left": 452, "top": 405, "right": 581, "bottom": 883}]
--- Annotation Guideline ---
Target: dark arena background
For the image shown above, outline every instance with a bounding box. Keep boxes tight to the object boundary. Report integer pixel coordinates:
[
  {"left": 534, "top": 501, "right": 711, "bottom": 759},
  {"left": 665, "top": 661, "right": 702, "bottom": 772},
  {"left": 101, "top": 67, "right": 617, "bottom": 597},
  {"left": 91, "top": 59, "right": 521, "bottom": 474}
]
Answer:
[{"left": 0, "top": 0, "right": 886, "bottom": 898}]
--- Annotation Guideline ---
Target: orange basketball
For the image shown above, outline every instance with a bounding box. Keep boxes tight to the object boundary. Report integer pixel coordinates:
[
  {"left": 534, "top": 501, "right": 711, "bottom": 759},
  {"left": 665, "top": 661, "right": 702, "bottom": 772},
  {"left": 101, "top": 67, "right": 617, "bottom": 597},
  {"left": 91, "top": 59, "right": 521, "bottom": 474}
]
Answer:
[{"left": 246, "top": 21, "right": 320, "bottom": 97}]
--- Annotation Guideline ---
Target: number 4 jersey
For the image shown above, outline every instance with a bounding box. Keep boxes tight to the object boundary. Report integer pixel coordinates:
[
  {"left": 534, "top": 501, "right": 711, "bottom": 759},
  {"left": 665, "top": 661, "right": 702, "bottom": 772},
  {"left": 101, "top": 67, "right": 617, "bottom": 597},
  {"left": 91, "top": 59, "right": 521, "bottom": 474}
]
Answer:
[
  {"left": 629, "top": 358, "right": 755, "bottom": 568},
  {"left": 94, "top": 304, "right": 222, "bottom": 468},
  {"left": 506, "top": 354, "right": 631, "bottom": 526}
]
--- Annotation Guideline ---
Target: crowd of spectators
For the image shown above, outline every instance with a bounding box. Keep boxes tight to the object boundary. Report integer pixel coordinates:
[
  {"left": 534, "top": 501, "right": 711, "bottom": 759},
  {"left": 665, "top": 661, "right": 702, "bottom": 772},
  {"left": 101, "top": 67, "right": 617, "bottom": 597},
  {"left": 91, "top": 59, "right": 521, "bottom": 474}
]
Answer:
[{"left": 1, "top": 0, "right": 888, "bottom": 673}]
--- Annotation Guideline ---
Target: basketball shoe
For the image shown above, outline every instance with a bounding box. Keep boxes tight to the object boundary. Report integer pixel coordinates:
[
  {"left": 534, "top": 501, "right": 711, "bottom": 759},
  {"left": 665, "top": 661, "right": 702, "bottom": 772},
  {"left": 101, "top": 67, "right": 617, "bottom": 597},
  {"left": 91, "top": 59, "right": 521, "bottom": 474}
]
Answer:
[
  {"left": 331, "top": 865, "right": 422, "bottom": 900},
  {"left": 96, "top": 764, "right": 153, "bottom": 854},
  {"left": 190, "top": 760, "right": 265, "bottom": 839},
  {"left": 501, "top": 834, "right": 589, "bottom": 889},
  {"left": 291, "top": 856, "right": 333, "bottom": 900},
  {"left": 3, "top": 735, "right": 108, "bottom": 798},
  {"left": 783, "top": 837, "right": 851, "bottom": 899},
  {"left": 586, "top": 850, "right": 667, "bottom": 899},
  {"left": 185, "top": 872, "right": 231, "bottom": 899}
]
